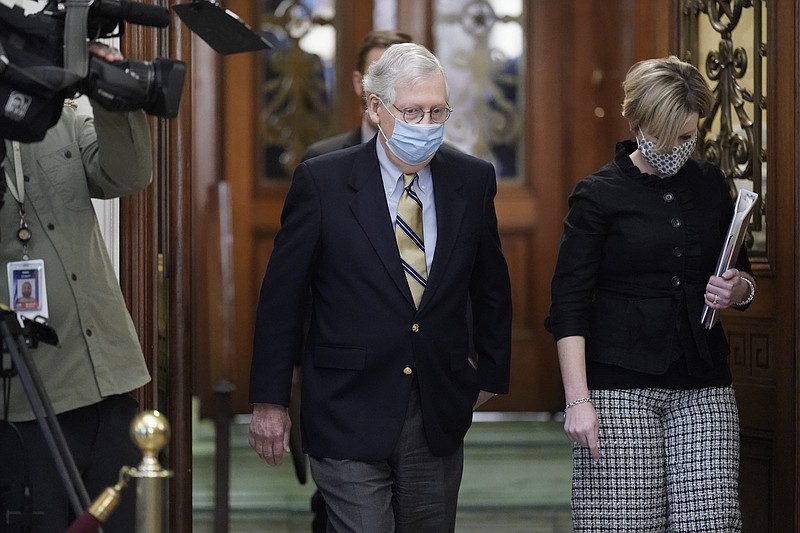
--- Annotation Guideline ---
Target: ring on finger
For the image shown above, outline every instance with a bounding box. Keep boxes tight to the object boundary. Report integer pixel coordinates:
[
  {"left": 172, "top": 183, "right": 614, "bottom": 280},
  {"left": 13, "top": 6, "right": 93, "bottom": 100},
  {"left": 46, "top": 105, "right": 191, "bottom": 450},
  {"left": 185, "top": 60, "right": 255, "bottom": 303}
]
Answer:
[{"left": 713, "top": 294, "right": 719, "bottom": 304}]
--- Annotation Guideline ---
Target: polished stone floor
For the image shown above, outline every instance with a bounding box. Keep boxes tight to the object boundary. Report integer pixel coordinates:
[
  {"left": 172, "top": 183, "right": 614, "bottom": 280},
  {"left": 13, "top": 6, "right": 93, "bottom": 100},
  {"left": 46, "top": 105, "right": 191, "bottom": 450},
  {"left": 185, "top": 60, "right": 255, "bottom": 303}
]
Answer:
[{"left": 192, "top": 410, "right": 574, "bottom": 532}]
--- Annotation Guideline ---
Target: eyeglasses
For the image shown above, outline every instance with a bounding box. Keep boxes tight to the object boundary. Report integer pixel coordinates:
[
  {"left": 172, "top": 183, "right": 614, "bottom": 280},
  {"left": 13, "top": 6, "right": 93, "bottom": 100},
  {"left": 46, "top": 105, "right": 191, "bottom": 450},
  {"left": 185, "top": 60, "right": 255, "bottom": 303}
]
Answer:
[{"left": 391, "top": 103, "right": 453, "bottom": 124}]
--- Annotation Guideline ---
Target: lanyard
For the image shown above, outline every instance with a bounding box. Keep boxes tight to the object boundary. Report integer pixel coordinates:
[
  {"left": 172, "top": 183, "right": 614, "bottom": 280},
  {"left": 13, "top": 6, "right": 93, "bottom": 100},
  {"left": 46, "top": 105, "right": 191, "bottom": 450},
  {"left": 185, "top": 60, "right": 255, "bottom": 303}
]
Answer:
[
  {"left": 4, "top": 141, "right": 32, "bottom": 260},
  {"left": 4, "top": 141, "right": 24, "bottom": 205}
]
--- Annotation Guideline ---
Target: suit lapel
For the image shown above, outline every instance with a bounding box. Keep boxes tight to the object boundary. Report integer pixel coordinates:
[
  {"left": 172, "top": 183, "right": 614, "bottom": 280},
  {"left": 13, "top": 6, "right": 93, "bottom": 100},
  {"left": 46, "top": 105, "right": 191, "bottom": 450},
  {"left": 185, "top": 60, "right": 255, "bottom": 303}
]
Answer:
[
  {"left": 422, "top": 152, "right": 466, "bottom": 306},
  {"left": 347, "top": 144, "right": 468, "bottom": 309},
  {"left": 348, "top": 139, "right": 413, "bottom": 305}
]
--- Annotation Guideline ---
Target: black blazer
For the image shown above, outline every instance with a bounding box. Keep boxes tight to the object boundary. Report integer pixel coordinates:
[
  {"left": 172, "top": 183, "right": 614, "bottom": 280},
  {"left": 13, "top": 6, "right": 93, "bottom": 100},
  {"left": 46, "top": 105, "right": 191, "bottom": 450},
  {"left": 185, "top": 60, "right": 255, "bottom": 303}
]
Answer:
[
  {"left": 303, "top": 128, "right": 362, "bottom": 159},
  {"left": 249, "top": 137, "right": 512, "bottom": 460},
  {"left": 549, "top": 141, "right": 752, "bottom": 380}
]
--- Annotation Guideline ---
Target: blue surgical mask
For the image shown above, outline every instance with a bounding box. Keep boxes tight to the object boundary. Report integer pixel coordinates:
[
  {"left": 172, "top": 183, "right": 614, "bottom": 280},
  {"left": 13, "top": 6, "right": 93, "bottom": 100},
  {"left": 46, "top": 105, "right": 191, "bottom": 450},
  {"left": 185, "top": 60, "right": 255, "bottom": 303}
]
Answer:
[{"left": 378, "top": 104, "right": 445, "bottom": 165}]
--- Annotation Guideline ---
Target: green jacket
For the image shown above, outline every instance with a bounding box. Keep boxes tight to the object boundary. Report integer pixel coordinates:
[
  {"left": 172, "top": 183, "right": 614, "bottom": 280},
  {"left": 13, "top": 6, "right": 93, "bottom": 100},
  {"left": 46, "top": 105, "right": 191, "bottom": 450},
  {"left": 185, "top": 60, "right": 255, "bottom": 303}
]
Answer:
[{"left": 1, "top": 102, "right": 152, "bottom": 421}]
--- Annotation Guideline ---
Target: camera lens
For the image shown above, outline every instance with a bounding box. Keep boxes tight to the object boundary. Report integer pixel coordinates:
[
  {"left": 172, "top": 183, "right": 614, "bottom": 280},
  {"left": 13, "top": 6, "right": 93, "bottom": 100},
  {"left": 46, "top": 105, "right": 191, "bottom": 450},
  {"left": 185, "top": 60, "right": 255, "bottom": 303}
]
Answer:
[{"left": 83, "top": 57, "right": 185, "bottom": 118}]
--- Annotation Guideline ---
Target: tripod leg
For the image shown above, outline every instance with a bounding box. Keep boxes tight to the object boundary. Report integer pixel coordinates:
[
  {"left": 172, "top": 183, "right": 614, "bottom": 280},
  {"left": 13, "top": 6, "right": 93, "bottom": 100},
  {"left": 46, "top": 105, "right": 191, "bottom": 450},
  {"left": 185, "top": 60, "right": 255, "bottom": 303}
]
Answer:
[{"left": 0, "top": 322, "right": 91, "bottom": 517}]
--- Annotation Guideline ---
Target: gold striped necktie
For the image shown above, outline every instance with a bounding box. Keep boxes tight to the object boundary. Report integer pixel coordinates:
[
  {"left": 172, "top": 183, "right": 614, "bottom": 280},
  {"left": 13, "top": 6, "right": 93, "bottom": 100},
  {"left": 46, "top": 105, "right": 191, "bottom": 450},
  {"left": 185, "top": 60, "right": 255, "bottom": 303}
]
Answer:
[{"left": 395, "top": 173, "right": 427, "bottom": 308}]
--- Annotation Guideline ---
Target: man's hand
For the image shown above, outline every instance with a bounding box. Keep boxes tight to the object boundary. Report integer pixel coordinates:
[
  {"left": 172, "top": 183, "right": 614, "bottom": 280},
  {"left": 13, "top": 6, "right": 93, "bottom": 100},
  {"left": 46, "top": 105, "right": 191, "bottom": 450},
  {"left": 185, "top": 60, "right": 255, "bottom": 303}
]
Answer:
[
  {"left": 248, "top": 403, "right": 292, "bottom": 466},
  {"left": 89, "top": 42, "right": 124, "bottom": 63}
]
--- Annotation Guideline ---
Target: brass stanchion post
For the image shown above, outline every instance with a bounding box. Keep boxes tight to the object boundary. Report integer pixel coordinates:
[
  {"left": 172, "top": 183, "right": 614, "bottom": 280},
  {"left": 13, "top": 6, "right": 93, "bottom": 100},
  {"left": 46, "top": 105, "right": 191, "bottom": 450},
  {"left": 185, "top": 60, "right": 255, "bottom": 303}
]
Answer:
[{"left": 129, "top": 410, "right": 173, "bottom": 533}]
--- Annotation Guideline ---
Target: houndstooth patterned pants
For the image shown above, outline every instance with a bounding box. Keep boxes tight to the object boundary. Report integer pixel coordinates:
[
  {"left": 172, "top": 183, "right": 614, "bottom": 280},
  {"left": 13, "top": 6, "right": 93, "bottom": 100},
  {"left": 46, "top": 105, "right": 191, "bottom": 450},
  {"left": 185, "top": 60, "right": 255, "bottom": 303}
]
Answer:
[{"left": 572, "top": 387, "right": 741, "bottom": 532}]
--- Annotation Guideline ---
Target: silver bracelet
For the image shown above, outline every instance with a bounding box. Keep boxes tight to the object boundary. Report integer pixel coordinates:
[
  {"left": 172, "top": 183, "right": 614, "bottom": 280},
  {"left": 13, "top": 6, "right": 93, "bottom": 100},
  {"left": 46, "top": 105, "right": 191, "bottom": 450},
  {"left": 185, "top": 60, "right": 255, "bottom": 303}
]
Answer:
[
  {"left": 564, "top": 396, "right": 592, "bottom": 411},
  {"left": 733, "top": 276, "right": 755, "bottom": 307}
]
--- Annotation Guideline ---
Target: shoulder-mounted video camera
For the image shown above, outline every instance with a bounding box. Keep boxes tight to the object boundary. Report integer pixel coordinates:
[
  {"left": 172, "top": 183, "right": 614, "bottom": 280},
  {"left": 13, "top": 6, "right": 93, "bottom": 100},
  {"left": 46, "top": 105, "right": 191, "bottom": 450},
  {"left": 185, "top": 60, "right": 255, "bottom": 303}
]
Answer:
[{"left": 0, "top": 0, "right": 186, "bottom": 144}]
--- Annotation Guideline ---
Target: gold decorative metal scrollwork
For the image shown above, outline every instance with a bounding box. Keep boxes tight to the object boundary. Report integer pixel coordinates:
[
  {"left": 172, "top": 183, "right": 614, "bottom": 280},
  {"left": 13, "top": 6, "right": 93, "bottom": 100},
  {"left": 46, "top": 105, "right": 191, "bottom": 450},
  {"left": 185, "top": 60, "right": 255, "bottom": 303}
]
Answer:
[
  {"left": 435, "top": 0, "right": 524, "bottom": 179},
  {"left": 680, "top": 0, "right": 766, "bottom": 253},
  {"left": 260, "top": 0, "right": 334, "bottom": 180}
]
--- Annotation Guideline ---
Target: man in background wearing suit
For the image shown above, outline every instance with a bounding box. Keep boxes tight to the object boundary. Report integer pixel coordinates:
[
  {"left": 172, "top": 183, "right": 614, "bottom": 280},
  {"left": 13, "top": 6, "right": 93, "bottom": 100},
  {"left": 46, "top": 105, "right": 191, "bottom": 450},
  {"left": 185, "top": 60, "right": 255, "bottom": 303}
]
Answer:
[
  {"left": 248, "top": 43, "right": 512, "bottom": 532},
  {"left": 303, "top": 29, "right": 412, "bottom": 159}
]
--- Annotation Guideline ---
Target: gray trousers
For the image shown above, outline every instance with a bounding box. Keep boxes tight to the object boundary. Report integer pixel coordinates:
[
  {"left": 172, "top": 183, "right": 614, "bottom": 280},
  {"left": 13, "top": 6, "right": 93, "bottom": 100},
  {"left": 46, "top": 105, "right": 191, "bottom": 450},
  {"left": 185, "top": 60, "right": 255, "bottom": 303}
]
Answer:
[
  {"left": 572, "top": 387, "right": 741, "bottom": 532},
  {"left": 309, "top": 387, "right": 463, "bottom": 533}
]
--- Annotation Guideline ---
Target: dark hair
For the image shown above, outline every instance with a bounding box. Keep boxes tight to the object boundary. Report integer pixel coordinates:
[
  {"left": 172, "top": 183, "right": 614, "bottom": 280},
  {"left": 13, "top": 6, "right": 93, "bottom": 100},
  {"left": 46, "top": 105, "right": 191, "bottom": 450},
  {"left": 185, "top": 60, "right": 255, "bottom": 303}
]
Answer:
[{"left": 356, "top": 30, "right": 413, "bottom": 73}]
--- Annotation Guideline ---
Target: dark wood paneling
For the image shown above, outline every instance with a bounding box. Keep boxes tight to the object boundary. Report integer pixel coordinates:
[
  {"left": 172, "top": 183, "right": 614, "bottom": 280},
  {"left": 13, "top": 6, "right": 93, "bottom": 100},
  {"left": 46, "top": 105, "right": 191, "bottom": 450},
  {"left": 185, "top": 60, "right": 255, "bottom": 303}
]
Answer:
[
  {"left": 765, "top": 0, "right": 799, "bottom": 528},
  {"left": 720, "top": 1, "right": 800, "bottom": 529},
  {"left": 120, "top": 21, "right": 160, "bottom": 413},
  {"left": 120, "top": 3, "right": 195, "bottom": 530},
  {"left": 566, "top": 1, "right": 634, "bottom": 182},
  {"left": 191, "top": 34, "right": 224, "bottom": 418},
  {"left": 220, "top": 0, "right": 266, "bottom": 416},
  {"left": 397, "top": 0, "right": 434, "bottom": 48},
  {"left": 165, "top": 2, "right": 194, "bottom": 530},
  {"left": 740, "top": 433, "right": 773, "bottom": 531},
  {"left": 335, "top": 1, "right": 374, "bottom": 132}
]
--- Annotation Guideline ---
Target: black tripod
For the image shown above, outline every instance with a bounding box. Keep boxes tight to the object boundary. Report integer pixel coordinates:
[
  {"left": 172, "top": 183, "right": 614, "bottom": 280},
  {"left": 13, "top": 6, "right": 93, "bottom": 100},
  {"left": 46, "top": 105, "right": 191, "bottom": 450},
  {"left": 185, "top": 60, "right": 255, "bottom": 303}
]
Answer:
[{"left": 0, "top": 307, "right": 91, "bottom": 531}]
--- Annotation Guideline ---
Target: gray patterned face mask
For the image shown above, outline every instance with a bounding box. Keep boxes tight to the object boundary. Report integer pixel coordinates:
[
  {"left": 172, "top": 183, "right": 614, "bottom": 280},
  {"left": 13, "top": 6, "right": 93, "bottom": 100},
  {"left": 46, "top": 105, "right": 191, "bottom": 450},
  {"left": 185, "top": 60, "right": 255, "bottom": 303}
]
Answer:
[{"left": 637, "top": 128, "right": 697, "bottom": 177}]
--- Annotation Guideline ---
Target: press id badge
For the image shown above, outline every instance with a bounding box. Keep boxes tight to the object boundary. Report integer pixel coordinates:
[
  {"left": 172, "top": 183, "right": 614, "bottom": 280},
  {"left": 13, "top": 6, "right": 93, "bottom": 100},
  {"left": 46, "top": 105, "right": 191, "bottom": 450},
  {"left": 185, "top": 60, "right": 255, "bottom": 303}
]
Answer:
[{"left": 7, "top": 259, "right": 49, "bottom": 320}]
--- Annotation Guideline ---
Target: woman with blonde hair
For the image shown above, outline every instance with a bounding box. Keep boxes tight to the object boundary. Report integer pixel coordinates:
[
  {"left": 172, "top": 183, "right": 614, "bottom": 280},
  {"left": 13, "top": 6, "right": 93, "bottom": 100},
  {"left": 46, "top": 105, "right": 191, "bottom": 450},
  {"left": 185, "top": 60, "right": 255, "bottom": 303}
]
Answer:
[{"left": 547, "top": 56, "right": 754, "bottom": 531}]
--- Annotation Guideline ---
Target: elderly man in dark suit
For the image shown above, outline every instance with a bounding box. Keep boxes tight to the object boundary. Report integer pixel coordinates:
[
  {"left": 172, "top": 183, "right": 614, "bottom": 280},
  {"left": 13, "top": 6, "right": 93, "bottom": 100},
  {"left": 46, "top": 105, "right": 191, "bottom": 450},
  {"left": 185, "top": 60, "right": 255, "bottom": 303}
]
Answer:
[{"left": 248, "top": 42, "right": 512, "bottom": 533}]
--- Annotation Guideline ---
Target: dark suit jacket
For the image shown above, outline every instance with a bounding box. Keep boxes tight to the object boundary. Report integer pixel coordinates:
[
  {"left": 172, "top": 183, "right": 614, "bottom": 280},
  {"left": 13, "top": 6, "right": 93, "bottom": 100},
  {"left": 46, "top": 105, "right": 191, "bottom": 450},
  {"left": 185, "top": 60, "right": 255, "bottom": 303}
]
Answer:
[
  {"left": 303, "top": 128, "right": 362, "bottom": 159},
  {"left": 250, "top": 137, "right": 512, "bottom": 461}
]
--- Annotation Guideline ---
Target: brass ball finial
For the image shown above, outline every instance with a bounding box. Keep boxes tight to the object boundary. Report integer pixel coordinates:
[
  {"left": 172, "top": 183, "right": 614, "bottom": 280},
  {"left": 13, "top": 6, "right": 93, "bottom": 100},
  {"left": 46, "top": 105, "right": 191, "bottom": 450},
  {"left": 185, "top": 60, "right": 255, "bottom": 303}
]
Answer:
[{"left": 130, "top": 410, "right": 171, "bottom": 456}]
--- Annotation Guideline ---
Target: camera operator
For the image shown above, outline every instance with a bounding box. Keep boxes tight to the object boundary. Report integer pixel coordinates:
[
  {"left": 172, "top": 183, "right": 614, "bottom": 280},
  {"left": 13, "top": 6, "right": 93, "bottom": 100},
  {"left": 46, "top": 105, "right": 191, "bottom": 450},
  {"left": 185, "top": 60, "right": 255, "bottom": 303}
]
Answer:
[{"left": 0, "top": 42, "right": 152, "bottom": 533}]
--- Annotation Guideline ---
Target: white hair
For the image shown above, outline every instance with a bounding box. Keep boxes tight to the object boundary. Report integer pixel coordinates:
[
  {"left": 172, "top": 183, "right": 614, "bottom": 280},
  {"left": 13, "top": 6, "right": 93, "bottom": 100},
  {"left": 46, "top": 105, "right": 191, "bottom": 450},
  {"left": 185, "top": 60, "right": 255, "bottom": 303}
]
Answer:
[{"left": 362, "top": 42, "right": 449, "bottom": 105}]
